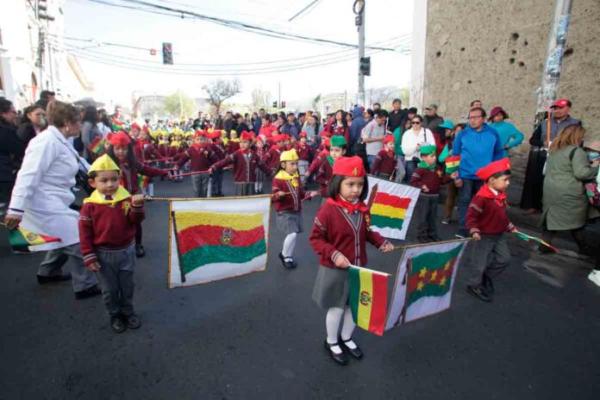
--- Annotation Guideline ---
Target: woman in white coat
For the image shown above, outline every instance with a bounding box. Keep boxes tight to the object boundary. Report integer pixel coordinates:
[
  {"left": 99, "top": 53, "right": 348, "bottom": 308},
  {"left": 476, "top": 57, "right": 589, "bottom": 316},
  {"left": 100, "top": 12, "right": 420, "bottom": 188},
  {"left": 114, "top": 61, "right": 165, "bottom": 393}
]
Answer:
[
  {"left": 4, "top": 101, "right": 100, "bottom": 299},
  {"left": 401, "top": 114, "right": 436, "bottom": 181}
]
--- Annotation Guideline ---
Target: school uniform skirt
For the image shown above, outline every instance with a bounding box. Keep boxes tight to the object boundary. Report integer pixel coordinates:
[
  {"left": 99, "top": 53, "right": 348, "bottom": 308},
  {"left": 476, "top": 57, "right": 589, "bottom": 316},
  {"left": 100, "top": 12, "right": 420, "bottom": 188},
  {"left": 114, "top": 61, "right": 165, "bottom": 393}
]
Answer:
[
  {"left": 275, "top": 211, "right": 303, "bottom": 235},
  {"left": 312, "top": 265, "right": 349, "bottom": 309}
]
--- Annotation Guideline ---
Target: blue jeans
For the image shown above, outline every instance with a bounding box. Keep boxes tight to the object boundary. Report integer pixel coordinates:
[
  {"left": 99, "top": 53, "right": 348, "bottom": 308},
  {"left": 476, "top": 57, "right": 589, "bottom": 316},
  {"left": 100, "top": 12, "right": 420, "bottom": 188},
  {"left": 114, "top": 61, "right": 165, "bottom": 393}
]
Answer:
[
  {"left": 404, "top": 159, "right": 418, "bottom": 183},
  {"left": 457, "top": 179, "right": 483, "bottom": 235},
  {"left": 367, "top": 155, "right": 377, "bottom": 171}
]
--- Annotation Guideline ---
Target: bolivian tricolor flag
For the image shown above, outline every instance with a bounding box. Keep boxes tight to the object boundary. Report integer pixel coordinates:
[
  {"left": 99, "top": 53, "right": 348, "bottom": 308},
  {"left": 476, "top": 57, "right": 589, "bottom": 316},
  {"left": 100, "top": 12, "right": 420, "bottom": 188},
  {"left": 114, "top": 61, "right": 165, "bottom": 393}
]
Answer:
[
  {"left": 445, "top": 155, "right": 461, "bottom": 174},
  {"left": 88, "top": 136, "right": 105, "bottom": 155},
  {"left": 349, "top": 266, "right": 389, "bottom": 336},
  {"left": 8, "top": 227, "right": 61, "bottom": 252},
  {"left": 168, "top": 196, "right": 271, "bottom": 288},
  {"left": 367, "top": 176, "right": 421, "bottom": 240}
]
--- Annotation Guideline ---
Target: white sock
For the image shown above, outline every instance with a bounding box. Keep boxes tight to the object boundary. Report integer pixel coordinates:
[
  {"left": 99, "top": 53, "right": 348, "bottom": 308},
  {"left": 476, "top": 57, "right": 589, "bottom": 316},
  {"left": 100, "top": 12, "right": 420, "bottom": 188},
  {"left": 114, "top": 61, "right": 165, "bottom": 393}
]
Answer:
[
  {"left": 148, "top": 183, "right": 155, "bottom": 196},
  {"left": 326, "top": 307, "right": 344, "bottom": 352},
  {"left": 282, "top": 232, "right": 297, "bottom": 260},
  {"left": 340, "top": 306, "right": 356, "bottom": 345}
]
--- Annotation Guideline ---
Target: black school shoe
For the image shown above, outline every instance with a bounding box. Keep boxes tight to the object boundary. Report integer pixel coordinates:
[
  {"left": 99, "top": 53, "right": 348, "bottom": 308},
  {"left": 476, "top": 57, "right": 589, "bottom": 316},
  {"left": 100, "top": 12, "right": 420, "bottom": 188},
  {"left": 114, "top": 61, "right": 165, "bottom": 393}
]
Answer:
[
  {"left": 466, "top": 285, "right": 492, "bottom": 303},
  {"left": 482, "top": 275, "right": 494, "bottom": 295},
  {"left": 135, "top": 244, "right": 146, "bottom": 258},
  {"left": 324, "top": 341, "right": 348, "bottom": 366},
  {"left": 110, "top": 316, "right": 127, "bottom": 334},
  {"left": 278, "top": 252, "right": 296, "bottom": 269},
  {"left": 125, "top": 314, "right": 142, "bottom": 329},
  {"left": 339, "top": 337, "right": 364, "bottom": 360},
  {"left": 74, "top": 285, "right": 102, "bottom": 300},
  {"left": 37, "top": 274, "right": 72, "bottom": 285}
]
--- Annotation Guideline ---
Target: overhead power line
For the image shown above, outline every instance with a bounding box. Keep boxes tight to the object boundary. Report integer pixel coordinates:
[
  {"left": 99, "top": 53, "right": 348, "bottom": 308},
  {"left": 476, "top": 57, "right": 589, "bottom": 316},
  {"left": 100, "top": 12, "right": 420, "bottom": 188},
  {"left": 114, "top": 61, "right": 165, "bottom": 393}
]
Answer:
[{"left": 83, "top": 0, "right": 397, "bottom": 51}]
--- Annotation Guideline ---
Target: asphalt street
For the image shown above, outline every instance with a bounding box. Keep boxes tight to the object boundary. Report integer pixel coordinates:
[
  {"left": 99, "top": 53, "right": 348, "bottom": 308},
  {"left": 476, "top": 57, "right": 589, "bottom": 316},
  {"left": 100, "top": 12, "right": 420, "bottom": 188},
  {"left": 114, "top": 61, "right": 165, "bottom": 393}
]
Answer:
[{"left": 1, "top": 175, "right": 599, "bottom": 400}]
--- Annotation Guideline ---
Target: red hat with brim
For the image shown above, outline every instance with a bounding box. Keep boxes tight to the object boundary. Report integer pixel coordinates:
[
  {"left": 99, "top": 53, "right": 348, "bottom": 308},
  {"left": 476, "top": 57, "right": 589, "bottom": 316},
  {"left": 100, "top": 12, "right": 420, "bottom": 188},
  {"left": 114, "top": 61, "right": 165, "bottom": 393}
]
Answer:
[
  {"left": 550, "top": 98, "right": 571, "bottom": 109},
  {"left": 332, "top": 156, "right": 366, "bottom": 178},
  {"left": 383, "top": 135, "right": 394, "bottom": 144},
  {"left": 476, "top": 158, "right": 511, "bottom": 181},
  {"left": 240, "top": 131, "right": 255, "bottom": 142},
  {"left": 108, "top": 131, "right": 131, "bottom": 147}
]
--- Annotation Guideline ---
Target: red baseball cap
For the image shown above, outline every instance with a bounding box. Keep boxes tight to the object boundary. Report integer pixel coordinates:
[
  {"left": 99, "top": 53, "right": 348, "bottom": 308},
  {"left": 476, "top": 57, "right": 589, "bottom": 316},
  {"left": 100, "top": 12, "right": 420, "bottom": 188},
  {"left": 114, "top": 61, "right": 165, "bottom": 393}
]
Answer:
[{"left": 550, "top": 98, "right": 571, "bottom": 109}]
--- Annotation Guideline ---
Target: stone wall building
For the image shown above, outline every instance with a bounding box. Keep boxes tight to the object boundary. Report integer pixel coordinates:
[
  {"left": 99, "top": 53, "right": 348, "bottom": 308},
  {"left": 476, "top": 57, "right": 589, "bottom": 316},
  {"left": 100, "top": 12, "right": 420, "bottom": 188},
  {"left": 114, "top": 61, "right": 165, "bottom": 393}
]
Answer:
[{"left": 411, "top": 0, "right": 600, "bottom": 150}]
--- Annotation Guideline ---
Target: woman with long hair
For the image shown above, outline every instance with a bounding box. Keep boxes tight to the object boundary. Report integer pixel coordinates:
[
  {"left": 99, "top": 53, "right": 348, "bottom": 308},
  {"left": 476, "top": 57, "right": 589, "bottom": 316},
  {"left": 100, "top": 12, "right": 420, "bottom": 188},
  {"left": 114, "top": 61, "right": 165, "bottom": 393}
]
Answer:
[{"left": 16, "top": 104, "right": 47, "bottom": 149}]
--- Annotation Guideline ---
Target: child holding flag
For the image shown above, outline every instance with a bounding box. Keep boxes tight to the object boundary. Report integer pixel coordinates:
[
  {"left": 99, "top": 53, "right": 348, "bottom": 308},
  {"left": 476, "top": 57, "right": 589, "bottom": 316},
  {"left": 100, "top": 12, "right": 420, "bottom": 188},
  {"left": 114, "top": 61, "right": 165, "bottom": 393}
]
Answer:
[
  {"left": 465, "top": 158, "right": 516, "bottom": 302},
  {"left": 210, "top": 131, "right": 271, "bottom": 196},
  {"left": 295, "top": 132, "right": 313, "bottom": 184},
  {"left": 174, "top": 131, "right": 217, "bottom": 198},
  {"left": 310, "top": 156, "right": 394, "bottom": 366},
  {"left": 272, "top": 149, "right": 317, "bottom": 269},
  {"left": 107, "top": 132, "right": 169, "bottom": 257},
  {"left": 371, "top": 135, "right": 396, "bottom": 179},
  {"left": 79, "top": 154, "right": 145, "bottom": 333},
  {"left": 307, "top": 135, "right": 347, "bottom": 198}
]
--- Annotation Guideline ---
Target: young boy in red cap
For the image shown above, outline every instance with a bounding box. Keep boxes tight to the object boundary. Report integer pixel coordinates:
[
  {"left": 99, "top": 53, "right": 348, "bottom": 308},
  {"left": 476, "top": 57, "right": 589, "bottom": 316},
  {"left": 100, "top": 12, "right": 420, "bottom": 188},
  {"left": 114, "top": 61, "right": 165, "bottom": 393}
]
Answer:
[
  {"left": 210, "top": 131, "right": 271, "bottom": 196},
  {"left": 263, "top": 134, "right": 286, "bottom": 174},
  {"left": 175, "top": 131, "right": 218, "bottom": 198},
  {"left": 371, "top": 135, "right": 396, "bottom": 179},
  {"left": 310, "top": 156, "right": 393, "bottom": 366},
  {"left": 465, "top": 157, "right": 516, "bottom": 302},
  {"left": 79, "top": 154, "right": 145, "bottom": 333},
  {"left": 209, "top": 130, "right": 226, "bottom": 197}
]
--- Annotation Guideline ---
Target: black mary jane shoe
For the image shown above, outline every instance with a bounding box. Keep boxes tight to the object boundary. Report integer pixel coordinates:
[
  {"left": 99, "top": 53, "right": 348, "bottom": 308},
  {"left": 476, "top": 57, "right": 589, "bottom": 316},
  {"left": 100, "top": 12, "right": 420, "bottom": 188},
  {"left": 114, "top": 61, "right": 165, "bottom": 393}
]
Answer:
[
  {"left": 339, "top": 337, "right": 364, "bottom": 360},
  {"left": 110, "top": 316, "right": 127, "bottom": 334},
  {"left": 37, "top": 274, "right": 72, "bottom": 285},
  {"left": 482, "top": 275, "right": 494, "bottom": 295},
  {"left": 466, "top": 285, "right": 492, "bottom": 303},
  {"left": 324, "top": 341, "right": 348, "bottom": 366},
  {"left": 278, "top": 253, "right": 295, "bottom": 269}
]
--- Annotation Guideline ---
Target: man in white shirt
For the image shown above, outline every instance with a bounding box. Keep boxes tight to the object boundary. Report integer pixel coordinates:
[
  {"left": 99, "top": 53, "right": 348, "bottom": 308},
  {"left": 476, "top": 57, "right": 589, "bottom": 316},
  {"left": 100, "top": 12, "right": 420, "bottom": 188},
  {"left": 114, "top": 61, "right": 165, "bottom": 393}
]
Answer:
[{"left": 361, "top": 110, "right": 388, "bottom": 169}]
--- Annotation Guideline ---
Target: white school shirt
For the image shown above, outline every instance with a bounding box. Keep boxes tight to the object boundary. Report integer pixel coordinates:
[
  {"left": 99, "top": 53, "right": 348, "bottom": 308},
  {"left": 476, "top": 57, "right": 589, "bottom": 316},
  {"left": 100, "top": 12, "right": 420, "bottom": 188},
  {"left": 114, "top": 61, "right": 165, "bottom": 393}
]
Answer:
[
  {"left": 9, "top": 126, "right": 81, "bottom": 251},
  {"left": 401, "top": 127, "right": 435, "bottom": 160}
]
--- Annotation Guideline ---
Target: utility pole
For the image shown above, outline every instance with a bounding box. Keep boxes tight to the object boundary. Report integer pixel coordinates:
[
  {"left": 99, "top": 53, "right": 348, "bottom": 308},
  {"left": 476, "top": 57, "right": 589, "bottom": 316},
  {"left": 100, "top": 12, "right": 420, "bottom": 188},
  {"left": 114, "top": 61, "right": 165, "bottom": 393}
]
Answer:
[
  {"left": 536, "top": 0, "right": 573, "bottom": 115},
  {"left": 354, "top": 0, "right": 365, "bottom": 106},
  {"left": 278, "top": 81, "right": 281, "bottom": 109}
]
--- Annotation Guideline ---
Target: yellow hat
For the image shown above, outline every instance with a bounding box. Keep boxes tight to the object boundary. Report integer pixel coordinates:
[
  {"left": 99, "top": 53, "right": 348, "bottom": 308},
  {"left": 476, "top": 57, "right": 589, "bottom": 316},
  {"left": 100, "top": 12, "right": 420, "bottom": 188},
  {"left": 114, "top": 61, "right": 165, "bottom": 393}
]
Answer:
[
  {"left": 280, "top": 149, "right": 299, "bottom": 162},
  {"left": 88, "top": 154, "right": 120, "bottom": 173}
]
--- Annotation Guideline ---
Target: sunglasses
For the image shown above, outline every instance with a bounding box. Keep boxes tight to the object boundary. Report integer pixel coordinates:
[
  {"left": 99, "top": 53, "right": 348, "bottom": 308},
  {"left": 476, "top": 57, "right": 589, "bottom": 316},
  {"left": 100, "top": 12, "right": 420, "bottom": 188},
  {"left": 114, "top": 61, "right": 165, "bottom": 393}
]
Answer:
[{"left": 411, "top": 121, "right": 421, "bottom": 124}]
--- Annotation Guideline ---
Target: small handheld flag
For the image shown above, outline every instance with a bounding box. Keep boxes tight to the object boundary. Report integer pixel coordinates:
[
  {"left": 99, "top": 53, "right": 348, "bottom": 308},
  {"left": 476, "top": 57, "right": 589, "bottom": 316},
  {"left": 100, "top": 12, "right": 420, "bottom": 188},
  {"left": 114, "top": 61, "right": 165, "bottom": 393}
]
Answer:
[
  {"left": 514, "top": 231, "right": 559, "bottom": 253},
  {"left": 8, "top": 227, "right": 61, "bottom": 252}
]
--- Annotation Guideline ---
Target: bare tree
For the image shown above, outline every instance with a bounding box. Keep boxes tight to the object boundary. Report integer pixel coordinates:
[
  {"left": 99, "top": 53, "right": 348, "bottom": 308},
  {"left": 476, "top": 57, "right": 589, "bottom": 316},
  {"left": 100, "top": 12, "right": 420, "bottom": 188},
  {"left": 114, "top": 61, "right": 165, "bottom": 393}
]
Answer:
[{"left": 202, "top": 79, "right": 241, "bottom": 115}]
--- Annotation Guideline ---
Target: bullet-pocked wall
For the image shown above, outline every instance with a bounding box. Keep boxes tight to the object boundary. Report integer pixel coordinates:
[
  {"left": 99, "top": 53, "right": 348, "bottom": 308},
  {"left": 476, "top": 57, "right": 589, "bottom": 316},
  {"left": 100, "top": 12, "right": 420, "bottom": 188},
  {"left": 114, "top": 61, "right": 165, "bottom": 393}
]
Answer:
[{"left": 421, "top": 0, "right": 600, "bottom": 148}]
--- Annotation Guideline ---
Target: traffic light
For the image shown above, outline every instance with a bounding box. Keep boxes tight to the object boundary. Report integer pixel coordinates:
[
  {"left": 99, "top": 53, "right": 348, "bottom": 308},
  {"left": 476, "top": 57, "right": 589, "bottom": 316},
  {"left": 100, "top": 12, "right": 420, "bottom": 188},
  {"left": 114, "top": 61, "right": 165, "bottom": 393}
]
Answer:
[
  {"left": 162, "top": 42, "right": 173, "bottom": 65},
  {"left": 281, "top": 101, "right": 286, "bottom": 108},
  {"left": 360, "top": 57, "right": 371, "bottom": 76},
  {"left": 273, "top": 101, "right": 278, "bottom": 108}
]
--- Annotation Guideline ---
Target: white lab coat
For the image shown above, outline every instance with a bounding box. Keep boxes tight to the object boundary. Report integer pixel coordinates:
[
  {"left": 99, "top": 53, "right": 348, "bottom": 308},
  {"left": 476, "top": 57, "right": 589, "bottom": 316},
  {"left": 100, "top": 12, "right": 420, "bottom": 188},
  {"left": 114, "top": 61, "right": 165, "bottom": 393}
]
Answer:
[
  {"left": 401, "top": 127, "right": 435, "bottom": 161},
  {"left": 8, "top": 126, "right": 80, "bottom": 251}
]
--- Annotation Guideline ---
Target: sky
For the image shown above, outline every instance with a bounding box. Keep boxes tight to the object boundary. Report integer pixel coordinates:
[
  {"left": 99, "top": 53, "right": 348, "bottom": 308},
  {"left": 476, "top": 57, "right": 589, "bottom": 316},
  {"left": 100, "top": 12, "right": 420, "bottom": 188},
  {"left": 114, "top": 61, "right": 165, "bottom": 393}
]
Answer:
[{"left": 63, "top": 0, "right": 414, "bottom": 107}]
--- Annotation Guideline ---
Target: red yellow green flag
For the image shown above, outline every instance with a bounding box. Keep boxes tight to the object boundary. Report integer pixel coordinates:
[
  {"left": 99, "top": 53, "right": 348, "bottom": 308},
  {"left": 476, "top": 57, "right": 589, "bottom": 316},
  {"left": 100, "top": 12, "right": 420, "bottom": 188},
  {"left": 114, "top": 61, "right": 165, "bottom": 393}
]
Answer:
[
  {"left": 88, "top": 137, "right": 105, "bottom": 155},
  {"left": 8, "top": 227, "right": 61, "bottom": 252},
  {"left": 445, "top": 155, "right": 461, "bottom": 174},
  {"left": 349, "top": 266, "right": 389, "bottom": 336},
  {"left": 370, "top": 192, "right": 411, "bottom": 230}
]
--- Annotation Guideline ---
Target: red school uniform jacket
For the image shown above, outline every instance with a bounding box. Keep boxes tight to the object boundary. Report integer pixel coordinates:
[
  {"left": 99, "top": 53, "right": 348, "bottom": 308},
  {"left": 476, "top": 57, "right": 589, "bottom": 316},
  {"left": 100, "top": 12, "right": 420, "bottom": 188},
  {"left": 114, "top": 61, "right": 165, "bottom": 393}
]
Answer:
[
  {"left": 211, "top": 141, "right": 226, "bottom": 161},
  {"left": 79, "top": 187, "right": 145, "bottom": 267},
  {"left": 295, "top": 143, "right": 313, "bottom": 162},
  {"left": 157, "top": 142, "right": 170, "bottom": 158},
  {"left": 466, "top": 185, "right": 515, "bottom": 235},
  {"left": 176, "top": 144, "right": 218, "bottom": 172},
  {"left": 212, "top": 149, "right": 271, "bottom": 183},
  {"left": 307, "top": 152, "right": 334, "bottom": 197},
  {"left": 371, "top": 148, "right": 396, "bottom": 176},
  {"left": 309, "top": 200, "right": 386, "bottom": 268},
  {"left": 409, "top": 167, "right": 446, "bottom": 195},
  {"left": 271, "top": 172, "right": 310, "bottom": 212},
  {"left": 263, "top": 145, "right": 282, "bottom": 173},
  {"left": 139, "top": 140, "right": 161, "bottom": 162},
  {"left": 119, "top": 160, "right": 168, "bottom": 194},
  {"left": 227, "top": 140, "right": 240, "bottom": 154}
]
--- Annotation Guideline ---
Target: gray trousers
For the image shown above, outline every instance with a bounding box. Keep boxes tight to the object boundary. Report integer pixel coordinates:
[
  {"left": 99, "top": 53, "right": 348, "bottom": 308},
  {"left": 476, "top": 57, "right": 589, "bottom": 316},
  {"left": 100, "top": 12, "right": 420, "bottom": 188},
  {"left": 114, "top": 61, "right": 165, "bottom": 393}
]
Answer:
[
  {"left": 39, "top": 244, "right": 98, "bottom": 292},
  {"left": 191, "top": 173, "right": 210, "bottom": 197},
  {"left": 235, "top": 183, "right": 255, "bottom": 196},
  {"left": 416, "top": 193, "right": 439, "bottom": 239},
  {"left": 96, "top": 245, "right": 136, "bottom": 317},
  {"left": 467, "top": 233, "right": 511, "bottom": 286}
]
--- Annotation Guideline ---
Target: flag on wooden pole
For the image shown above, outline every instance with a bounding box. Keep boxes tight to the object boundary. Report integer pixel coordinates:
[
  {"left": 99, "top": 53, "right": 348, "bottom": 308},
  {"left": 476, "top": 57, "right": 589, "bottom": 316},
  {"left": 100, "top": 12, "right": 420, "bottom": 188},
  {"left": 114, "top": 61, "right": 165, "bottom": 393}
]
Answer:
[{"left": 168, "top": 196, "right": 271, "bottom": 288}]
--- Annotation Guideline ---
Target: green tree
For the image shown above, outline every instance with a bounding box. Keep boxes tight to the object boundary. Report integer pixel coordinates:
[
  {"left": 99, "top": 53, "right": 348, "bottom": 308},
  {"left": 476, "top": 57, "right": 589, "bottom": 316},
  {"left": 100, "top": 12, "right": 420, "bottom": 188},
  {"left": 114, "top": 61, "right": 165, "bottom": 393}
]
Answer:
[{"left": 164, "top": 90, "right": 196, "bottom": 119}]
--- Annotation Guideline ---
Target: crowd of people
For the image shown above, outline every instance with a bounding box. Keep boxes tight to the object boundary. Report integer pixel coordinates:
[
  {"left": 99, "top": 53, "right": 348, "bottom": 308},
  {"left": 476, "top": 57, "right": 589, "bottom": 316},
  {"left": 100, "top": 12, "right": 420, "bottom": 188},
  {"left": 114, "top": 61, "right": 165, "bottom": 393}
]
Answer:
[{"left": 1, "top": 92, "right": 599, "bottom": 365}]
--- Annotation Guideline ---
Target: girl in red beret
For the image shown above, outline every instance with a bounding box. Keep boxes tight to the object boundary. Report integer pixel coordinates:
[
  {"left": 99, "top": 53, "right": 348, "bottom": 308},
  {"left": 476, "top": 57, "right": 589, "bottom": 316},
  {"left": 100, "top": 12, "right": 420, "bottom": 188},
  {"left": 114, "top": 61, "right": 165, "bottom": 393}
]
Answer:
[
  {"left": 465, "top": 158, "right": 517, "bottom": 302},
  {"left": 107, "top": 132, "right": 169, "bottom": 257},
  {"left": 309, "top": 156, "right": 394, "bottom": 365}
]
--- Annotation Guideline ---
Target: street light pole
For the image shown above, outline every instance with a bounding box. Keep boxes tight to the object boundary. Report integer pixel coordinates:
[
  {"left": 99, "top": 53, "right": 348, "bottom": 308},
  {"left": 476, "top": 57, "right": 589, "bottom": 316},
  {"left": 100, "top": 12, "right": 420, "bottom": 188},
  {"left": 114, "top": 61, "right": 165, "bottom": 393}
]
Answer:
[{"left": 354, "top": 0, "right": 365, "bottom": 106}]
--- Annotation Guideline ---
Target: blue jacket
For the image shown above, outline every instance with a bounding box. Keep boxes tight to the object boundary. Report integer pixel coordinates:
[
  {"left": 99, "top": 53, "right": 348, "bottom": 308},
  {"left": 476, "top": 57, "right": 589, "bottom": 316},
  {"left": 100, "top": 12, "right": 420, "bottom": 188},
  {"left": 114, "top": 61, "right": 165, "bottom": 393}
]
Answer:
[
  {"left": 280, "top": 122, "right": 301, "bottom": 139},
  {"left": 349, "top": 106, "right": 366, "bottom": 147},
  {"left": 489, "top": 121, "right": 524, "bottom": 156},
  {"left": 453, "top": 123, "right": 504, "bottom": 180}
]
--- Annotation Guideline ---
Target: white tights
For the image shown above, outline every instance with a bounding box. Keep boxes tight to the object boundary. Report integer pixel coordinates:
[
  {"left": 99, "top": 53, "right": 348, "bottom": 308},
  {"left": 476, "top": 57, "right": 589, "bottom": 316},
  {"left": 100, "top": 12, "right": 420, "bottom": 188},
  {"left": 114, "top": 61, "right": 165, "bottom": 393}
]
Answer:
[
  {"left": 282, "top": 232, "right": 297, "bottom": 260},
  {"left": 326, "top": 306, "right": 356, "bottom": 349}
]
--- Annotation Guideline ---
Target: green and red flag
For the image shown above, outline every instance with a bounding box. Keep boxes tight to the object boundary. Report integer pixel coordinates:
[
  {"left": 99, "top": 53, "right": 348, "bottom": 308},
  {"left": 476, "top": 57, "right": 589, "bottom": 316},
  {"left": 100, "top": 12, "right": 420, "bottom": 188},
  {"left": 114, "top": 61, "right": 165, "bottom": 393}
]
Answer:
[
  {"left": 514, "top": 231, "right": 558, "bottom": 253},
  {"left": 168, "top": 196, "right": 271, "bottom": 288},
  {"left": 367, "top": 176, "right": 421, "bottom": 240},
  {"left": 8, "top": 227, "right": 61, "bottom": 252},
  {"left": 445, "top": 155, "right": 461, "bottom": 174},
  {"left": 349, "top": 266, "right": 389, "bottom": 336}
]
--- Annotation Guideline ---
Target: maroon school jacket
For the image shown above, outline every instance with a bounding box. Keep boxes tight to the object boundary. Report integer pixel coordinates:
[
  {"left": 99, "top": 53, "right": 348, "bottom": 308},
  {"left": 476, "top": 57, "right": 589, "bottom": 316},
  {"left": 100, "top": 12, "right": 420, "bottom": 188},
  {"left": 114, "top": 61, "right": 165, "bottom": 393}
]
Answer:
[{"left": 212, "top": 149, "right": 271, "bottom": 183}]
